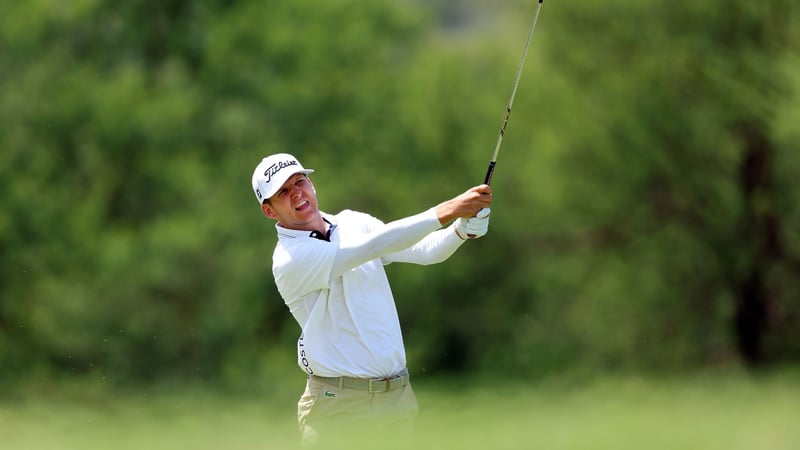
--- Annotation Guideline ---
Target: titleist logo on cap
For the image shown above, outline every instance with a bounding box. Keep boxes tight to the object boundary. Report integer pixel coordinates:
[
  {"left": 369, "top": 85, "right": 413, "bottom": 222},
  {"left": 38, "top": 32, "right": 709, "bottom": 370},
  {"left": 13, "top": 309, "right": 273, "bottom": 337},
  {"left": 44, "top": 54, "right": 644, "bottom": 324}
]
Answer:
[{"left": 264, "top": 160, "right": 299, "bottom": 183}]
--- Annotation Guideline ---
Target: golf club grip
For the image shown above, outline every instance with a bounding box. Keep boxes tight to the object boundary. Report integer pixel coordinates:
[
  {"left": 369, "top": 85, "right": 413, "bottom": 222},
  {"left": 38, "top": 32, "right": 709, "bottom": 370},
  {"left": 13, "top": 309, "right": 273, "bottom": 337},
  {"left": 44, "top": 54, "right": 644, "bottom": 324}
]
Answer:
[{"left": 483, "top": 161, "right": 496, "bottom": 185}]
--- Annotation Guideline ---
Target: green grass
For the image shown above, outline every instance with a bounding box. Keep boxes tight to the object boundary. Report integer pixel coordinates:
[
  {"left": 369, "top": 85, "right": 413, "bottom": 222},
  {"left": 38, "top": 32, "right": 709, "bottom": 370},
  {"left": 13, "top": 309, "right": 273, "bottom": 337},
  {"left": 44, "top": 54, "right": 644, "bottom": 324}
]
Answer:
[
  {"left": 416, "top": 373, "right": 800, "bottom": 450},
  {"left": 2, "top": 372, "right": 798, "bottom": 450}
]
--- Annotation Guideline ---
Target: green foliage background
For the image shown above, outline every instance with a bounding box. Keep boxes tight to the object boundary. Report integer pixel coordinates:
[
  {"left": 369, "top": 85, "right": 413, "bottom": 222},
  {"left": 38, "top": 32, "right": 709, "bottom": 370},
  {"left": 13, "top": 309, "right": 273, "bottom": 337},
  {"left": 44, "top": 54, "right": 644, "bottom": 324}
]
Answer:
[{"left": 1, "top": 0, "right": 799, "bottom": 388}]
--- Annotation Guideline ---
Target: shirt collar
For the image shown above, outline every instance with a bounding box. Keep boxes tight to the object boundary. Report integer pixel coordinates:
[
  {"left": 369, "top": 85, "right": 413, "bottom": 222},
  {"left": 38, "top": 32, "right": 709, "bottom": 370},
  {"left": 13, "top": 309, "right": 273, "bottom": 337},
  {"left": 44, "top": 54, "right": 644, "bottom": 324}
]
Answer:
[
  {"left": 309, "top": 218, "right": 337, "bottom": 241},
  {"left": 275, "top": 213, "right": 337, "bottom": 242}
]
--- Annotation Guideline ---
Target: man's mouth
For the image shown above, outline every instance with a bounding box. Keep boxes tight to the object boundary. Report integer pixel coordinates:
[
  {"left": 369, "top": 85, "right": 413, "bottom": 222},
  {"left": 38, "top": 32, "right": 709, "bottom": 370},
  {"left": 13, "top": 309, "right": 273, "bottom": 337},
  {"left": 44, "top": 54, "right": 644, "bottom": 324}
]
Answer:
[{"left": 295, "top": 200, "right": 309, "bottom": 211}]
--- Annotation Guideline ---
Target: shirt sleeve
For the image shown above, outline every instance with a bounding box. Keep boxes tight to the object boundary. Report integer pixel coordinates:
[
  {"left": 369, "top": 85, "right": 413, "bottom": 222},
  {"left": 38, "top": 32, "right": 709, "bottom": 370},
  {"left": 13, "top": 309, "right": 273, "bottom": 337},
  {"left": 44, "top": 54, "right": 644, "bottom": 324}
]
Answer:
[
  {"left": 272, "top": 239, "right": 337, "bottom": 302},
  {"left": 382, "top": 222, "right": 465, "bottom": 265},
  {"left": 330, "top": 208, "right": 443, "bottom": 278}
]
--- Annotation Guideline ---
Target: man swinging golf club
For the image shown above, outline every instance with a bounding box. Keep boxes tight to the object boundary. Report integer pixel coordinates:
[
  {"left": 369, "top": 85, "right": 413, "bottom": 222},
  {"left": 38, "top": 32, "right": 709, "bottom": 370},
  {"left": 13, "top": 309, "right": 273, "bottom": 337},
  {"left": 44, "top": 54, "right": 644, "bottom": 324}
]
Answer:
[{"left": 252, "top": 153, "right": 492, "bottom": 446}]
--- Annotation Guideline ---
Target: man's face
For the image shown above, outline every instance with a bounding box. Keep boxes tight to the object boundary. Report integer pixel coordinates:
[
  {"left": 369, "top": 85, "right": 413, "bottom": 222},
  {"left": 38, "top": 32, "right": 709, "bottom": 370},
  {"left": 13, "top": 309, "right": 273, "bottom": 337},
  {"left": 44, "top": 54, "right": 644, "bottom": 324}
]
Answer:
[{"left": 261, "top": 173, "right": 321, "bottom": 231}]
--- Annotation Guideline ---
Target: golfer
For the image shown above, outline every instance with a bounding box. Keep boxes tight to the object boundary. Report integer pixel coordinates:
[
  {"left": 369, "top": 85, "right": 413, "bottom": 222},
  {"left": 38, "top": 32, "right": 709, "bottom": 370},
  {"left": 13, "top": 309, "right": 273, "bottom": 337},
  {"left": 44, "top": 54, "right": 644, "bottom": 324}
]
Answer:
[{"left": 252, "top": 153, "right": 492, "bottom": 446}]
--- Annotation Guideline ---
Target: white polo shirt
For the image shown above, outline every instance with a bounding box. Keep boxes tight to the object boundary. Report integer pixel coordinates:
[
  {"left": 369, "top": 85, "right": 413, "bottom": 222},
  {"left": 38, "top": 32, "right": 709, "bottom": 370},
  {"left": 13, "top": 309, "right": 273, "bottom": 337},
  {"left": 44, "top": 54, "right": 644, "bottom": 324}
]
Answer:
[{"left": 272, "top": 208, "right": 464, "bottom": 378}]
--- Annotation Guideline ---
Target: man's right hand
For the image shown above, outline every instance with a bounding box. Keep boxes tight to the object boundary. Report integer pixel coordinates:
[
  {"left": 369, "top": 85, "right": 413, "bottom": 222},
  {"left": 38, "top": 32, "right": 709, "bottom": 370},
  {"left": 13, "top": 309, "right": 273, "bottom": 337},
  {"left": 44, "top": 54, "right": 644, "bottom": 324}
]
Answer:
[{"left": 435, "top": 184, "right": 493, "bottom": 225}]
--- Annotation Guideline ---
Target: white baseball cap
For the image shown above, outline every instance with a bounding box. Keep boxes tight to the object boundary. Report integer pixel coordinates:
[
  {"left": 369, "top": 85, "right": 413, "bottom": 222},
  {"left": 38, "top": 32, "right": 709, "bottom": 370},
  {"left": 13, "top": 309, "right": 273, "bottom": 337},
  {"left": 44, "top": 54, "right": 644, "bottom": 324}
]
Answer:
[{"left": 252, "top": 153, "right": 314, "bottom": 204}]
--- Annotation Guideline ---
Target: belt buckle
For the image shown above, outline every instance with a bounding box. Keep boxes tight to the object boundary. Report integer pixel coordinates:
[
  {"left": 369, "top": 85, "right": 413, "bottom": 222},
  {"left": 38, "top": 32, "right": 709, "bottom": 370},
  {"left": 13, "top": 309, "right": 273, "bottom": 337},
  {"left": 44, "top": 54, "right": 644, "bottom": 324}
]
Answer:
[{"left": 368, "top": 377, "right": 390, "bottom": 393}]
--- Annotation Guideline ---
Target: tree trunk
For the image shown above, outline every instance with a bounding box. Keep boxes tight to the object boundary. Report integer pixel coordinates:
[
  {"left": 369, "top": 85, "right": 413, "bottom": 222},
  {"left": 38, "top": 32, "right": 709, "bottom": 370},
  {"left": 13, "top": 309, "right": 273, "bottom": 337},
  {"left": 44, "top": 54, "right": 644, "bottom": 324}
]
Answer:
[{"left": 734, "top": 120, "right": 782, "bottom": 366}]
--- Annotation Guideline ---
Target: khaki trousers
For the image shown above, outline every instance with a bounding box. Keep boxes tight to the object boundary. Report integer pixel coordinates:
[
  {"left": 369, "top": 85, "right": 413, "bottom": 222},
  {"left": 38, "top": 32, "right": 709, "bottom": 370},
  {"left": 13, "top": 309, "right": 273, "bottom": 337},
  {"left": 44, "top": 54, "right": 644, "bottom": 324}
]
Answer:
[{"left": 297, "top": 375, "right": 419, "bottom": 448}]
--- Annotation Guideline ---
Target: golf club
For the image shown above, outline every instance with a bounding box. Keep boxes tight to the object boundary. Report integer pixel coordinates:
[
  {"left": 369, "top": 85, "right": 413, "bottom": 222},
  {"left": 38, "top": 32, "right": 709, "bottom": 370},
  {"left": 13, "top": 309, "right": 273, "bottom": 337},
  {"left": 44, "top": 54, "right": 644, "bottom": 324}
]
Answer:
[{"left": 483, "top": 0, "right": 545, "bottom": 186}]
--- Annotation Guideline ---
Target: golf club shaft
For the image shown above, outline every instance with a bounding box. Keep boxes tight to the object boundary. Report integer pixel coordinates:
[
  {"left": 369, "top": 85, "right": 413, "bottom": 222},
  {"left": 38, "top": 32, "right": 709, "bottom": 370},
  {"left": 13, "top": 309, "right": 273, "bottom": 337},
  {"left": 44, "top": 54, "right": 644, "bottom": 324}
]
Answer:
[{"left": 483, "top": 0, "right": 544, "bottom": 185}]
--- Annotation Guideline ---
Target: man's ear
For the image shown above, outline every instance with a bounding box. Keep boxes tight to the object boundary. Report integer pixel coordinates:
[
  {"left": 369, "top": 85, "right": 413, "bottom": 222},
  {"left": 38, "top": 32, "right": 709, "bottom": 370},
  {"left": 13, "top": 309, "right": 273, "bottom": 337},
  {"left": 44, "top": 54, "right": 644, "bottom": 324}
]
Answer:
[{"left": 261, "top": 202, "right": 278, "bottom": 219}]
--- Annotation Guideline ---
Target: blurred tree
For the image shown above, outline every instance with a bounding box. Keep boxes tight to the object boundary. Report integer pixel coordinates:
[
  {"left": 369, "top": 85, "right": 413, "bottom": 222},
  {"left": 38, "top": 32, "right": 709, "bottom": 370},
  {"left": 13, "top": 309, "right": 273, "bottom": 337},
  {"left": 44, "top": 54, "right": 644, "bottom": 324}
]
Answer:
[
  {"left": 1, "top": 0, "right": 799, "bottom": 387},
  {"left": 545, "top": 0, "right": 800, "bottom": 369}
]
